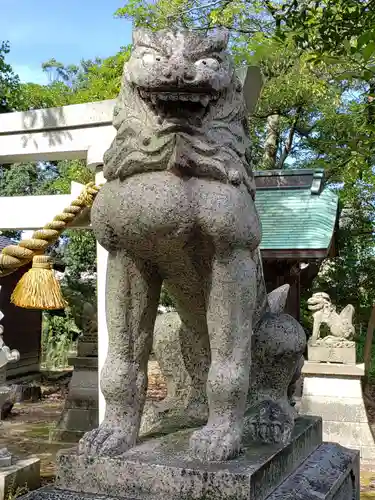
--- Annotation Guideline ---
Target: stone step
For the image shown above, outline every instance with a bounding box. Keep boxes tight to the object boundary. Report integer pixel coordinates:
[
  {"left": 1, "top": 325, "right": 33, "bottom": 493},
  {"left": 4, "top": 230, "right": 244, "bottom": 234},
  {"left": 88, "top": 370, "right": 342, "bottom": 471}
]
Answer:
[{"left": 266, "top": 442, "right": 359, "bottom": 500}]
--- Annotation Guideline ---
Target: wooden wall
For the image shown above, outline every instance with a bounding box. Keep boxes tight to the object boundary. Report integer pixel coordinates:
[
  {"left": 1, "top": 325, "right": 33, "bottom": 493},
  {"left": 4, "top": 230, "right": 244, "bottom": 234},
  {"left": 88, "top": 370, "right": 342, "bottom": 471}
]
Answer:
[
  {"left": 0, "top": 264, "right": 42, "bottom": 378},
  {"left": 263, "top": 260, "right": 301, "bottom": 321}
]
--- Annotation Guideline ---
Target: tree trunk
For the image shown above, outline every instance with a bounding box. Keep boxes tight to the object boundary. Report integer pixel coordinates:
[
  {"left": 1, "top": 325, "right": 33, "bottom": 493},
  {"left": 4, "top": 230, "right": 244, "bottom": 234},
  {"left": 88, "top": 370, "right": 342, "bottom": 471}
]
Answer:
[{"left": 262, "top": 114, "right": 280, "bottom": 169}]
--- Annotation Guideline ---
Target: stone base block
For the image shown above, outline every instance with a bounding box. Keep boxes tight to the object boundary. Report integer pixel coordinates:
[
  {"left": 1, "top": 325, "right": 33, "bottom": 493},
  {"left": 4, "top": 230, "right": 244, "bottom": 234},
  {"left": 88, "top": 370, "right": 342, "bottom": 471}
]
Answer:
[
  {"left": 307, "top": 343, "right": 356, "bottom": 364},
  {"left": 0, "top": 457, "right": 40, "bottom": 500},
  {"left": 49, "top": 406, "right": 98, "bottom": 443},
  {"left": 17, "top": 442, "right": 359, "bottom": 500},
  {"left": 49, "top": 359, "right": 98, "bottom": 443},
  {"left": 301, "top": 364, "right": 375, "bottom": 465},
  {"left": 55, "top": 417, "right": 322, "bottom": 500}
]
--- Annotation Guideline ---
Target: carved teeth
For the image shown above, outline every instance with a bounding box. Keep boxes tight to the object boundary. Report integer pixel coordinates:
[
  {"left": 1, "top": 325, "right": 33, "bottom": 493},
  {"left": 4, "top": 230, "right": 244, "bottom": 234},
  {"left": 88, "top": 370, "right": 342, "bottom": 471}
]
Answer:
[
  {"left": 139, "top": 89, "right": 217, "bottom": 111},
  {"left": 200, "top": 96, "right": 210, "bottom": 107},
  {"left": 190, "top": 94, "right": 201, "bottom": 102}
]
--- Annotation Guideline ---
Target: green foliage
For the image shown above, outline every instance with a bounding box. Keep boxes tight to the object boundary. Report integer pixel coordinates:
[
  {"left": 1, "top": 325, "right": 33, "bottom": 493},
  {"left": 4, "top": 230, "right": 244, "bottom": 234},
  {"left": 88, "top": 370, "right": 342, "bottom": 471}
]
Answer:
[
  {"left": 41, "top": 159, "right": 94, "bottom": 194},
  {"left": 0, "top": 41, "right": 19, "bottom": 112},
  {"left": 68, "top": 48, "right": 131, "bottom": 103},
  {"left": 61, "top": 230, "right": 97, "bottom": 277},
  {"left": 14, "top": 82, "right": 72, "bottom": 110},
  {"left": 41, "top": 312, "right": 78, "bottom": 370},
  {"left": 274, "top": 0, "right": 375, "bottom": 77},
  {"left": 115, "top": 0, "right": 269, "bottom": 33},
  {"left": 159, "top": 286, "right": 175, "bottom": 308},
  {"left": 14, "top": 47, "right": 132, "bottom": 110},
  {"left": 312, "top": 202, "right": 375, "bottom": 330}
]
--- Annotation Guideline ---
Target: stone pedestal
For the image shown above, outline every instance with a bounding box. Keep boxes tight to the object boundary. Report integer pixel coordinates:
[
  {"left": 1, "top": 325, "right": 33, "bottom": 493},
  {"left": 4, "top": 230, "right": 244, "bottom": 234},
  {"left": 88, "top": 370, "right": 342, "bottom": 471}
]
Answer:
[
  {"left": 36, "top": 416, "right": 358, "bottom": 500},
  {"left": 50, "top": 308, "right": 98, "bottom": 444},
  {"left": 307, "top": 342, "right": 356, "bottom": 365},
  {"left": 0, "top": 457, "right": 40, "bottom": 500},
  {"left": 49, "top": 357, "right": 98, "bottom": 443},
  {"left": 301, "top": 361, "right": 375, "bottom": 466}
]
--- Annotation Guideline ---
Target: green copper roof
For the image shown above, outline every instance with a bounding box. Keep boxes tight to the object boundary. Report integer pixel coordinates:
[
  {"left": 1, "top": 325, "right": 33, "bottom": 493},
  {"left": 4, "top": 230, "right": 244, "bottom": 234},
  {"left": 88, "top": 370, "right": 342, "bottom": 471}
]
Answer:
[{"left": 254, "top": 170, "right": 339, "bottom": 252}]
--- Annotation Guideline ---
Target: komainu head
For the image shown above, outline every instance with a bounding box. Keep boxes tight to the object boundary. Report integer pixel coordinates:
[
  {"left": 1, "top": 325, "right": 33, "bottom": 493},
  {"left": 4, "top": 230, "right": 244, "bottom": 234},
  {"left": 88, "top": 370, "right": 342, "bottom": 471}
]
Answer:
[
  {"left": 105, "top": 28, "right": 255, "bottom": 196},
  {"left": 124, "top": 28, "right": 234, "bottom": 123}
]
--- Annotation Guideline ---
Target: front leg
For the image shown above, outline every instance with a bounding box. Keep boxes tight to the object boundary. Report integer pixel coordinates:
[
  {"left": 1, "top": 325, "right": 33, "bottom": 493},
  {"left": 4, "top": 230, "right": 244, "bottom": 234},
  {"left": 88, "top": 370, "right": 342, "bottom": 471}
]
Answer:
[
  {"left": 310, "top": 315, "right": 321, "bottom": 343},
  {"left": 189, "top": 249, "right": 256, "bottom": 461},
  {"left": 79, "top": 250, "right": 161, "bottom": 456}
]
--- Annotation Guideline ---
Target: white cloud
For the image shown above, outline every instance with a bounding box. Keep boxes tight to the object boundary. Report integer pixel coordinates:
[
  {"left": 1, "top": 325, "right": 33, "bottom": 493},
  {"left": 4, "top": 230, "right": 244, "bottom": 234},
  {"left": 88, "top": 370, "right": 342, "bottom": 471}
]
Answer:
[{"left": 12, "top": 64, "right": 48, "bottom": 85}]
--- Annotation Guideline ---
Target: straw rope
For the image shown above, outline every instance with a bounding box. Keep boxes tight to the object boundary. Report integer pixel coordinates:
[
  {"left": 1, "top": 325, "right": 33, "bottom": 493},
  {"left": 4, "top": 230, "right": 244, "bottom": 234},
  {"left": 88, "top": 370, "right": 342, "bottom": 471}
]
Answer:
[{"left": 0, "top": 182, "right": 101, "bottom": 277}]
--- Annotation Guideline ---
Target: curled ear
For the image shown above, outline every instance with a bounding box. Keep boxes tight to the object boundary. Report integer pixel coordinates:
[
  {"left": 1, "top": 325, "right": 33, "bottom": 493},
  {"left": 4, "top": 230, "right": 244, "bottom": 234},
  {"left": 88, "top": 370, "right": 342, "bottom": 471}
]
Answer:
[
  {"left": 236, "top": 66, "right": 263, "bottom": 114},
  {"left": 211, "top": 28, "right": 229, "bottom": 50},
  {"left": 197, "top": 28, "right": 230, "bottom": 53},
  {"left": 132, "top": 27, "right": 155, "bottom": 47},
  {"left": 267, "top": 284, "right": 290, "bottom": 314}
]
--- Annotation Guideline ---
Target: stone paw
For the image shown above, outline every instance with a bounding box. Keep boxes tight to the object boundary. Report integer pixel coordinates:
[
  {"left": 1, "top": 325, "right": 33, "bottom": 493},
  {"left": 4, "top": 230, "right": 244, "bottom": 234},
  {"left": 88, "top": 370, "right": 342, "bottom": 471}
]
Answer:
[
  {"left": 244, "top": 401, "right": 294, "bottom": 445},
  {"left": 78, "top": 425, "right": 135, "bottom": 457},
  {"left": 189, "top": 422, "right": 242, "bottom": 461}
]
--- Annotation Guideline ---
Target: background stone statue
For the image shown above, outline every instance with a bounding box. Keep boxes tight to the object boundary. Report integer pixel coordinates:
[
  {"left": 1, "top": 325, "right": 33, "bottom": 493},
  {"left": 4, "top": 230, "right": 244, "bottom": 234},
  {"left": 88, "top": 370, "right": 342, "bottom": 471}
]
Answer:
[
  {"left": 307, "top": 292, "right": 355, "bottom": 343},
  {"left": 80, "top": 27, "right": 306, "bottom": 462}
]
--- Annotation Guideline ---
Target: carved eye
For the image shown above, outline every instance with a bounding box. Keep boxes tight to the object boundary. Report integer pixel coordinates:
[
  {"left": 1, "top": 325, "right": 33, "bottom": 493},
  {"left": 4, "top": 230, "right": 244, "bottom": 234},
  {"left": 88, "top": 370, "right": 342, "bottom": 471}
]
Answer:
[
  {"left": 142, "top": 52, "right": 164, "bottom": 64},
  {"left": 195, "top": 58, "right": 220, "bottom": 70}
]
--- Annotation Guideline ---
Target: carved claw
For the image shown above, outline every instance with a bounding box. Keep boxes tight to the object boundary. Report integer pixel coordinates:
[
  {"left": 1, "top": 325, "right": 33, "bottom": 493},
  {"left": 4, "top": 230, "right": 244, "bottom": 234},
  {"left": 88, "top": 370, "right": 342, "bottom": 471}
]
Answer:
[
  {"left": 78, "top": 424, "right": 136, "bottom": 457},
  {"left": 189, "top": 422, "right": 242, "bottom": 461}
]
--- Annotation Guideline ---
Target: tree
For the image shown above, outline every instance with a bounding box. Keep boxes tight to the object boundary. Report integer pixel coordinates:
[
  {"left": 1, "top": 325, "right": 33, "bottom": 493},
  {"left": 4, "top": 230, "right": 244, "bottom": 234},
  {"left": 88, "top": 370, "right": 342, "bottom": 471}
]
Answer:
[
  {"left": 0, "top": 41, "right": 19, "bottom": 112},
  {"left": 269, "top": 1, "right": 375, "bottom": 79},
  {"left": 114, "top": 0, "right": 375, "bottom": 329},
  {"left": 0, "top": 48, "right": 133, "bottom": 334}
]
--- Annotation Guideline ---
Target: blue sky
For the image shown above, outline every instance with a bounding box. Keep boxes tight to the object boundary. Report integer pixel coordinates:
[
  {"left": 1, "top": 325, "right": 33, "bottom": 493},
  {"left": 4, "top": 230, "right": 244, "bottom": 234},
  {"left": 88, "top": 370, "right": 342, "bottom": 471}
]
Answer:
[{"left": 0, "top": 0, "right": 133, "bottom": 85}]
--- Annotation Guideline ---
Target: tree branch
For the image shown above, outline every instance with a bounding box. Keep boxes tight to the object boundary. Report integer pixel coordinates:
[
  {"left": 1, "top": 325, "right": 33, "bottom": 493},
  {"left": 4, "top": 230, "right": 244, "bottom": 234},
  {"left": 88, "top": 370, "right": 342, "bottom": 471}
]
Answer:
[
  {"left": 167, "top": 0, "right": 233, "bottom": 22},
  {"left": 277, "top": 106, "right": 303, "bottom": 168},
  {"left": 363, "top": 0, "right": 375, "bottom": 14}
]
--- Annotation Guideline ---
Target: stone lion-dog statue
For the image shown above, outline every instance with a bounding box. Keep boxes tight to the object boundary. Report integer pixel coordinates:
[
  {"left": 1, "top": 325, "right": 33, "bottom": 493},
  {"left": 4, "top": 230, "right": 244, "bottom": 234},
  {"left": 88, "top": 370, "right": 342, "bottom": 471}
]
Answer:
[{"left": 79, "top": 28, "right": 306, "bottom": 462}]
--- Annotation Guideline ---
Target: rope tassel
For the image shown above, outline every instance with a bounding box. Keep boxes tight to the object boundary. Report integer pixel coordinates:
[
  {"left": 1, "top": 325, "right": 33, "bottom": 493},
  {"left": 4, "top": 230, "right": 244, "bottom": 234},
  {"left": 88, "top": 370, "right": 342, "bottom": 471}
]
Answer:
[
  {"left": 0, "top": 182, "right": 102, "bottom": 310},
  {"left": 11, "top": 255, "right": 67, "bottom": 310}
]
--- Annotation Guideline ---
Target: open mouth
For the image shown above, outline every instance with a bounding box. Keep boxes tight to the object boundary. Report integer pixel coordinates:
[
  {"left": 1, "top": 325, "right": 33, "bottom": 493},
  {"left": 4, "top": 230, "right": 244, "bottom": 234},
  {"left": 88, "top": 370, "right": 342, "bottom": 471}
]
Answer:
[{"left": 138, "top": 88, "right": 219, "bottom": 120}]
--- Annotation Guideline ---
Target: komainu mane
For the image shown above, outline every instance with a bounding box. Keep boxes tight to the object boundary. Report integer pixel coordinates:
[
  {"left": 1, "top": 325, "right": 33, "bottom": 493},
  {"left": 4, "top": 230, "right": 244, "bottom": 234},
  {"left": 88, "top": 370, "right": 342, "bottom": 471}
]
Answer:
[
  {"left": 79, "top": 28, "right": 306, "bottom": 462},
  {"left": 104, "top": 28, "right": 256, "bottom": 198}
]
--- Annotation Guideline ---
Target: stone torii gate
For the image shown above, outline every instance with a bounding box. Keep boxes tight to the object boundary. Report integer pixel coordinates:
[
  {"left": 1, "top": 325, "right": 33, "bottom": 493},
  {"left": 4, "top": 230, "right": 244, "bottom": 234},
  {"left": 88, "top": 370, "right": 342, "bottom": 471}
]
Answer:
[{"left": 0, "top": 99, "right": 117, "bottom": 422}]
